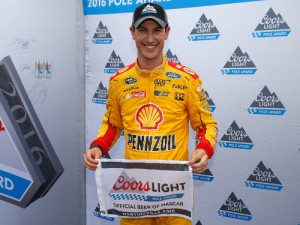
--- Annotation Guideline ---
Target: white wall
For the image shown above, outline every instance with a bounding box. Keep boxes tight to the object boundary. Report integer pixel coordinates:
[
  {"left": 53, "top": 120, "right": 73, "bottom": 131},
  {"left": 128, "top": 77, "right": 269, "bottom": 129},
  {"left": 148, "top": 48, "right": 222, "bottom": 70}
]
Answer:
[{"left": 0, "top": 1, "right": 85, "bottom": 224}]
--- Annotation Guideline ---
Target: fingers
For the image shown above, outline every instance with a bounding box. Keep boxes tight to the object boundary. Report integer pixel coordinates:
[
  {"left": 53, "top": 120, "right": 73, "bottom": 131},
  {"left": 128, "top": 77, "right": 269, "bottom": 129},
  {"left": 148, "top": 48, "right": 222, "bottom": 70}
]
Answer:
[
  {"left": 191, "top": 161, "right": 208, "bottom": 174},
  {"left": 83, "top": 147, "right": 102, "bottom": 171},
  {"left": 188, "top": 149, "right": 209, "bottom": 174},
  {"left": 83, "top": 153, "right": 97, "bottom": 171}
]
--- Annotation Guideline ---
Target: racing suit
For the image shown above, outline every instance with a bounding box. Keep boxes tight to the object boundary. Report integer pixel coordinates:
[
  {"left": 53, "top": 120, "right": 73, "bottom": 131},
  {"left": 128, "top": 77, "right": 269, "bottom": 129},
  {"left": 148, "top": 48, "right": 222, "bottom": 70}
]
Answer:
[{"left": 90, "top": 55, "right": 218, "bottom": 225}]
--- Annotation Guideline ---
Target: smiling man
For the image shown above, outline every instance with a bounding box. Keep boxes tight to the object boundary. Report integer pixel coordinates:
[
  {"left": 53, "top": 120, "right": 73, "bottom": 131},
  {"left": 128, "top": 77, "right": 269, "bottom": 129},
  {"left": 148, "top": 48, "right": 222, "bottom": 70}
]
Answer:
[{"left": 83, "top": 3, "right": 218, "bottom": 225}]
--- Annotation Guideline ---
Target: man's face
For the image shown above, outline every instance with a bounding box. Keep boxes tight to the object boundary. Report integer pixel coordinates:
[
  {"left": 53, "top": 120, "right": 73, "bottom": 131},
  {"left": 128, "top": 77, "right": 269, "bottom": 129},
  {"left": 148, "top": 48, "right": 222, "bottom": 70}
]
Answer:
[{"left": 130, "top": 20, "right": 170, "bottom": 66}]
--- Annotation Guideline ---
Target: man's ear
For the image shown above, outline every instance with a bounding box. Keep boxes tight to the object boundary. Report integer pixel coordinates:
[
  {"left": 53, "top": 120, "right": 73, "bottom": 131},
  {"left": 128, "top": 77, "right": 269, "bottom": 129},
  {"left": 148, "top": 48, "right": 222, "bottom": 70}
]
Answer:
[
  {"left": 165, "top": 26, "right": 171, "bottom": 40},
  {"left": 130, "top": 26, "right": 135, "bottom": 40}
]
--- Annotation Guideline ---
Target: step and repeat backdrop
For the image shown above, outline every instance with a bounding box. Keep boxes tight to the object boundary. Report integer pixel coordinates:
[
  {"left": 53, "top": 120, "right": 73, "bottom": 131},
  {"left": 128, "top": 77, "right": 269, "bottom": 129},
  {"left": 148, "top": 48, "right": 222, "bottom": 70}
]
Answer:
[{"left": 83, "top": 0, "right": 300, "bottom": 225}]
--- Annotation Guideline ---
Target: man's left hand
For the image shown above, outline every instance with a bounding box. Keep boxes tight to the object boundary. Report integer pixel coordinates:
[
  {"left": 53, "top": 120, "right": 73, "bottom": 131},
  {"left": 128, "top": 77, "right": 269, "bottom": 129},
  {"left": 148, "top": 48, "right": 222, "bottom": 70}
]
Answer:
[{"left": 187, "top": 149, "right": 209, "bottom": 174}]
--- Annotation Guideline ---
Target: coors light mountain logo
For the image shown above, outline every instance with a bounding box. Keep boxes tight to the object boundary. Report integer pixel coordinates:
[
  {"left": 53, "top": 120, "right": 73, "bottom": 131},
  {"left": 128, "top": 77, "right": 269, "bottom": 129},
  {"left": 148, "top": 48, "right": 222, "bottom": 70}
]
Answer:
[
  {"left": 248, "top": 85, "right": 286, "bottom": 115},
  {"left": 205, "top": 91, "right": 216, "bottom": 112},
  {"left": 245, "top": 161, "right": 283, "bottom": 191},
  {"left": 166, "top": 49, "right": 181, "bottom": 64},
  {"left": 92, "top": 21, "right": 113, "bottom": 44},
  {"left": 104, "top": 50, "right": 125, "bottom": 74},
  {"left": 252, "top": 8, "right": 291, "bottom": 38},
  {"left": 195, "top": 221, "right": 203, "bottom": 225},
  {"left": 222, "top": 46, "right": 257, "bottom": 75},
  {"left": 188, "top": 14, "right": 220, "bottom": 41},
  {"left": 218, "top": 192, "right": 252, "bottom": 221},
  {"left": 92, "top": 82, "right": 108, "bottom": 105},
  {"left": 193, "top": 168, "right": 214, "bottom": 182},
  {"left": 219, "top": 121, "right": 253, "bottom": 150}
]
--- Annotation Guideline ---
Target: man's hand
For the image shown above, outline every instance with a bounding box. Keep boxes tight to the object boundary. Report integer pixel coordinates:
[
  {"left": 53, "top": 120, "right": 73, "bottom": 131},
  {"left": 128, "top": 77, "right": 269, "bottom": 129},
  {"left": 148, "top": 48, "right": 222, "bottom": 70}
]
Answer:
[
  {"left": 187, "top": 149, "right": 209, "bottom": 174},
  {"left": 83, "top": 147, "right": 103, "bottom": 171}
]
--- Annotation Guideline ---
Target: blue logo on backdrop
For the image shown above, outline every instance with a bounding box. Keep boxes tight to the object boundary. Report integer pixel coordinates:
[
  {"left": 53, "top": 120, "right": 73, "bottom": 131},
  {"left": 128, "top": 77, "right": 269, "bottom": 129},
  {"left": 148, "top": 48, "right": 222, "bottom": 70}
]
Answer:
[
  {"left": 205, "top": 91, "right": 216, "bottom": 112},
  {"left": 104, "top": 51, "right": 125, "bottom": 74},
  {"left": 252, "top": 8, "right": 291, "bottom": 38},
  {"left": 166, "top": 49, "right": 181, "bottom": 65},
  {"left": 94, "top": 204, "right": 115, "bottom": 222},
  {"left": 92, "top": 21, "right": 113, "bottom": 44},
  {"left": 218, "top": 192, "right": 252, "bottom": 221},
  {"left": 92, "top": 82, "right": 108, "bottom": 105},
  {"left": 248, "top": 85, "right": 286, "bottom": 115},
  {"left": 188, "top": 14, "right": 220, "bottom": 41},
  {"left": 193, "top": 168, "right": 214, "bottom": 182},
  {"left": 222, "top": 46, "right": 257, "bottom": 75},
  {"left": 219, "top": 121, "right": 253, "bottom": 150},
  {"left": 245, "top": 161, "right": 283, "bottom": 191}
]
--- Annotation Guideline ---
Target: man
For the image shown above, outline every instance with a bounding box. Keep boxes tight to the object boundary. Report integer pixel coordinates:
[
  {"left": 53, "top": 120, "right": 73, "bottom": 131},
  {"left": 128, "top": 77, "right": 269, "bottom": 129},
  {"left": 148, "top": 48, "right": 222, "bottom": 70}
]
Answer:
[{"left": 83, "top": 3, "right": 218, "bottom": 225}]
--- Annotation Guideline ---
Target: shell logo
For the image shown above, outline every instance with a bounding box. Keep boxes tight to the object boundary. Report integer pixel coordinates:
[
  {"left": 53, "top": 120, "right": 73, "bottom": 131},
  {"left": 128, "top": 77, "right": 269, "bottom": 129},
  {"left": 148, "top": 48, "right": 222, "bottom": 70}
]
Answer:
[{"left": 136, "top": 103, "right": 163, "bottom": 130}]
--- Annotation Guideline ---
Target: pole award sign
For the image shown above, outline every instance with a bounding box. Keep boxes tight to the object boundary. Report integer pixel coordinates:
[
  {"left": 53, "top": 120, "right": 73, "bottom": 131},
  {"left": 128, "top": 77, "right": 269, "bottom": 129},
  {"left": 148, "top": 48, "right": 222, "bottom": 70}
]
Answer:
[{"left": 0, "top": 56, "right": 64, "bottom": 208}]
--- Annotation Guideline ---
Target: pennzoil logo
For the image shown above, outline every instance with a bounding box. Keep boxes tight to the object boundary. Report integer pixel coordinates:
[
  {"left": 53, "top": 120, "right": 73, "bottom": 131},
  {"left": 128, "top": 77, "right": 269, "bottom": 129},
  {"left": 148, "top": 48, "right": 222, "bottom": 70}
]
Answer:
[
  {"left": 92, "top": 21, "right": 113, "bottom": 44},
  {"left": 252, "top": 8, "right": 291, "bottom": 38},
  {"left": 188, "top": 14, "right": 220, "bottom": 41},
  {"left": 136, "top": 103, "right": 163, "bottom": 130}
]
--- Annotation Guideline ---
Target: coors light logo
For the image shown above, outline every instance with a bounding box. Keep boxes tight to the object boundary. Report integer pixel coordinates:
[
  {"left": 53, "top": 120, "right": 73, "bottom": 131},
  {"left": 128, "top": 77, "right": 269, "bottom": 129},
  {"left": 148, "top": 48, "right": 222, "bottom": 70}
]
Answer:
[
  {"left": 219, "top": 121, "right": 253, "bottom": 150},
  {"left": 245, "top": 161, "right": 283, "bottom": 191},
  {"left": 248, "top": 86, "right": 286, "bottom": 115},
  {"left": 218, "top": 192, "right": 252, "bottom": 221},
  {"left": 92, "top": 21, "right": 113, "bottom": 44},
  {"left": 252, "top": 8, "right": 291, "bottom": 38},
  {"left": 188, "top": 14, "right": 220, "bottom": 41},
  {"left": 222, "top": 46, "right": 257, "bottom": 75}
]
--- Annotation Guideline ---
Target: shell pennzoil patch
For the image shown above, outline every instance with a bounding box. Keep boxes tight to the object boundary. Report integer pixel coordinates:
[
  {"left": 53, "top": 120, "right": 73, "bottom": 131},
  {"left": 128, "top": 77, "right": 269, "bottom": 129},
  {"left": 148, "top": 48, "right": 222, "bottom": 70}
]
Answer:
[{"left": 136, "top": 103, "right": 164, "bottom": 130}]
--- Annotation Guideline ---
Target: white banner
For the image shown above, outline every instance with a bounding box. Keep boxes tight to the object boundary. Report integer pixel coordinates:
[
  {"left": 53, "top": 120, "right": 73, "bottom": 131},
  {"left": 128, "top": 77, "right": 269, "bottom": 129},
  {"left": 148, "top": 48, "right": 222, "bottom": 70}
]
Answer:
[{"left": 95, "top": 159, "right": 193, "bottom": 220}]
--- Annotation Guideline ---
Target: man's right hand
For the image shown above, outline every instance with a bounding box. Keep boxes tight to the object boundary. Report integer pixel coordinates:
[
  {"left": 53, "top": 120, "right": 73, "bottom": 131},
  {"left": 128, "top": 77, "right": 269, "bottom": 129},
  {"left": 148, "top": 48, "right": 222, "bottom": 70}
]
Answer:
[{"left": 83, "top": 147, "right": 103, "bottom": 171}]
